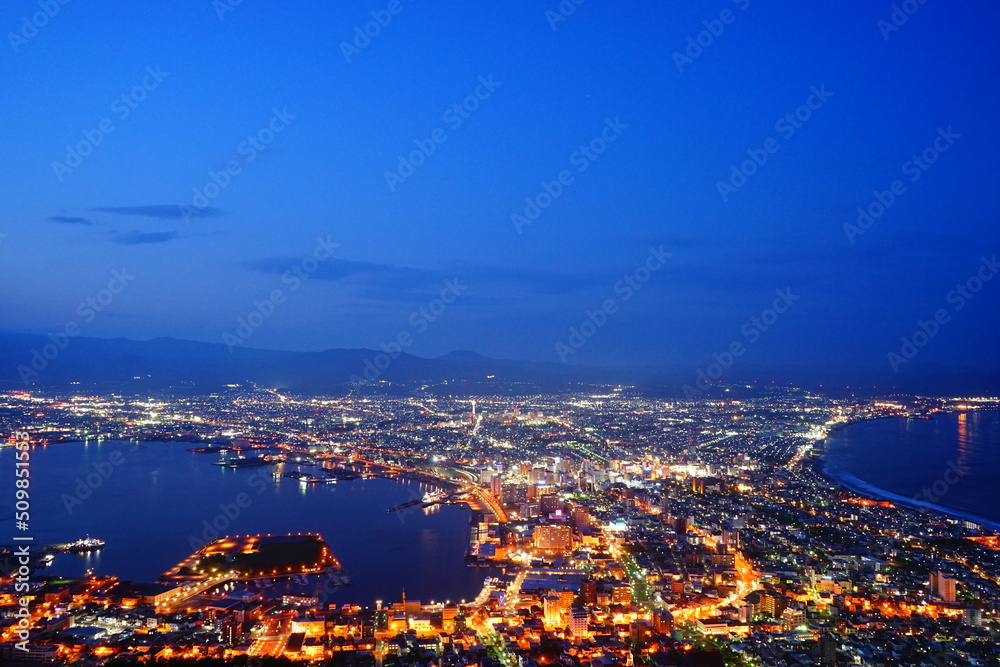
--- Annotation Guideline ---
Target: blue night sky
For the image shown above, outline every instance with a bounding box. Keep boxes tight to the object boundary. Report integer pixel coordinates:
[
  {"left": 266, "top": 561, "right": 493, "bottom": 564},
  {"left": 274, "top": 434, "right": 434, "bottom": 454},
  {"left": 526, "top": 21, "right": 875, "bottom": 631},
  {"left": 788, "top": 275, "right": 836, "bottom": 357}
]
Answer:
[{"left": 1, "top": 1, "right": 998, "bottom": 373}]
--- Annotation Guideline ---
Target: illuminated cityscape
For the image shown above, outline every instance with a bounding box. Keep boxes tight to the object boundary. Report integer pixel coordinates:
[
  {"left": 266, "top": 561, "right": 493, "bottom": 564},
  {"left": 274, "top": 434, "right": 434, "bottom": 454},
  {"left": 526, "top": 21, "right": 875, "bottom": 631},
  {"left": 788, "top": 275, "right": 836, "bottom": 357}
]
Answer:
[
  {"left": 2, "top": 386, "right": 999, "bottom": 665},
  {"left": 3, "top": 0, "right": 999, "bottom": 664}
]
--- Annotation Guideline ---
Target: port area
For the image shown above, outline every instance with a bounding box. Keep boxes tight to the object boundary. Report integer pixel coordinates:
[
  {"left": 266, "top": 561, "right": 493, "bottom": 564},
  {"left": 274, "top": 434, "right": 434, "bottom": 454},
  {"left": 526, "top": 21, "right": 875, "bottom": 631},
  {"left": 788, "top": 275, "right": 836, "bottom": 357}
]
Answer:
[
  {"left": 211, "top": 455, "right": 273, "bottom": 468},
  {"left": 0, "top": 538, "right": 104, "bottom": 572},
  {"left": 273, "top": 469, "right": 336, "bottom": 484},
  {"left": 161, "top": 533, "right": 341, "bottom": 581},
  {"left": 154, "top": 533, "right": 347, "bottom": 611},
  {"left": 384, "top": 489, "right": 451, "bottom": 513}
]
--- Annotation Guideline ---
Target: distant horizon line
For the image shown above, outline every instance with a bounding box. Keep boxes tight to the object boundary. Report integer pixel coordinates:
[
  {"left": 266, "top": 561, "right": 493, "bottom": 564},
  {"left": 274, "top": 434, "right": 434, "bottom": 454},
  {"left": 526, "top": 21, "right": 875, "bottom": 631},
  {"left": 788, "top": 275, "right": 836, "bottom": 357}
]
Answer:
[{"left": 2, "top": 328, "right": 998, "bottom": 381}]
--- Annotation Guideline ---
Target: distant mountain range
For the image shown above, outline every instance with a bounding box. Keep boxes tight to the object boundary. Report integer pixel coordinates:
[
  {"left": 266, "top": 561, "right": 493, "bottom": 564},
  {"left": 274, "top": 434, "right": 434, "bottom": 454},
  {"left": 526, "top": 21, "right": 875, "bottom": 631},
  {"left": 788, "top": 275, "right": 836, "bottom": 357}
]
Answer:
[{"left": 0, "top": 331, "right": 997, "bottom": 397}]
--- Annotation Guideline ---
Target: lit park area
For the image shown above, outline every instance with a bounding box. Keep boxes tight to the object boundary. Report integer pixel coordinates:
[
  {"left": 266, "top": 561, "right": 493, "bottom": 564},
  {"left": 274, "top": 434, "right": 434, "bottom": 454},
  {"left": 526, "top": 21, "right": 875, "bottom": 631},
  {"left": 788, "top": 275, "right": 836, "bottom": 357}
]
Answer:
[{"left": 160, "top": 533, "right": 342, "bottom": 582}]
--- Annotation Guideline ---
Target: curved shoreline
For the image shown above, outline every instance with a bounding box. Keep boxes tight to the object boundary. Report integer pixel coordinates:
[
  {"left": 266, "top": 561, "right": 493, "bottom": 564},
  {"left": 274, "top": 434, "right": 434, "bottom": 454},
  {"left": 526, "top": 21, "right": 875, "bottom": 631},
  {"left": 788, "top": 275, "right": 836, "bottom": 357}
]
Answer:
[
  {"left": 818, "top": 416, "right": 1000, "bottom": 533},
  {"left": 820, "top": 458, "right": 1000, "bottom": 532},
  {"left": 3, "top": 440, "right": 494, "bottom": 603}
]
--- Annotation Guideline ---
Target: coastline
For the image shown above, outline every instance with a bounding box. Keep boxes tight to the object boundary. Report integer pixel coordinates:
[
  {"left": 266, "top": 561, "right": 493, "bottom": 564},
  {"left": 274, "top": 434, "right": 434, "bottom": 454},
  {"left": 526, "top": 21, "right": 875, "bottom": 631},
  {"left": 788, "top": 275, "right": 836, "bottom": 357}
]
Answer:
[
  {"left": 815, "top": 418, "right": 1000, "bottom": 533},
  {"left": 2, "top": 440, "right": 494, "bottom": 602}
]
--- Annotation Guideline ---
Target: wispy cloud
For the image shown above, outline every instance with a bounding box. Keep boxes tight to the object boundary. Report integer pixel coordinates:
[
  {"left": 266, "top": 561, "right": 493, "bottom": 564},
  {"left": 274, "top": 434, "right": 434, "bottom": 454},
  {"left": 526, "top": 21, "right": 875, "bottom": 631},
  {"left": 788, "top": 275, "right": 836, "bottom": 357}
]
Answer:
[
  {"left": 113, "top": 230, "right": 182, "bottom": 245},
  {"left": 92, "top": 205, "right": 226, "bottom": 220},
  {"left": 246, "top": 257, "right": 441, "bottom": 289},
  {"left": 48, "top": 215, "right": 95, "bottom": 226},
  {"left": 246, "top": 257, "right": 611, "bottom": 297}
]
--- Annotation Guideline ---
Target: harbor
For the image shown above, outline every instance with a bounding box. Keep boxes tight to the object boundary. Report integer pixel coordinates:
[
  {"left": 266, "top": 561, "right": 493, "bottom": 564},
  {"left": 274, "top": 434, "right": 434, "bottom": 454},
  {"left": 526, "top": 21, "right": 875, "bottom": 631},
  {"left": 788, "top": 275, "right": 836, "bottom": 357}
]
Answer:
[{"left": 0, "top": 537, "right": 104, "bottom": 574}]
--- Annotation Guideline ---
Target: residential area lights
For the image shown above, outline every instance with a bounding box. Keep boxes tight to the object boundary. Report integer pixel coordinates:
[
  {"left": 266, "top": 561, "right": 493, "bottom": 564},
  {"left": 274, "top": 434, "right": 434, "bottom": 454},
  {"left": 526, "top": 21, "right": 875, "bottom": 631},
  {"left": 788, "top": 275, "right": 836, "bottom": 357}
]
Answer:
[{"left": 0, "top": 386, "right": 998, "bottom": 664}]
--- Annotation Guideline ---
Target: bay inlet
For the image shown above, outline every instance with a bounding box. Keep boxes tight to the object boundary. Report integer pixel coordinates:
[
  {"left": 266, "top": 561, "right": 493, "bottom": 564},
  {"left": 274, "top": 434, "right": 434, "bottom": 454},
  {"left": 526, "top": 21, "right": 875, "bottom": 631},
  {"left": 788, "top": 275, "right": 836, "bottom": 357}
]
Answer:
[
  {"left": 0, "top": 440, "right": 497, "bottom": 606},
  {"left": 823, "top": 409, "right": 1000, "bottom": 530}
]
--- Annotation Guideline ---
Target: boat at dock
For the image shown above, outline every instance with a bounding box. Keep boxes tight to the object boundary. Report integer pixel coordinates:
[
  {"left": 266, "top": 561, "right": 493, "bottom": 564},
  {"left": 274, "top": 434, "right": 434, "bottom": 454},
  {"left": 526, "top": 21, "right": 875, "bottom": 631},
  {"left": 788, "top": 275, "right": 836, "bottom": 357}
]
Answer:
[
  {"left": 212, "top": 456, "right": 272, "bottom": 468},
  {"left": 66, "top": 537, "right": 105, "bottom": 552},
  {"left": 281, "top": 471, "right": 324, "bottom": 484}
]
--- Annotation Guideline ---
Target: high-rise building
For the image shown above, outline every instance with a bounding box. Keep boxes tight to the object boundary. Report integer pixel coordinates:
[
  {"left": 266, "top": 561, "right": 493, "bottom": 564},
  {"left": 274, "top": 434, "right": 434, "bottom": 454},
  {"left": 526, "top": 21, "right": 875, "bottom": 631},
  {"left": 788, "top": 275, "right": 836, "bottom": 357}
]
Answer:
[
  {"left": 519, "top": 502, "right": 539, "bottom": 518},
  {"left": 816, "top": 634, "right": 837, "bottom": 666},
  {"left": 930, "top": 572, "right": 957, "bottom": 603},
  {"left": 539, "top": 493, "right": 562, "bottom": 516},
  {"left": 543, "top": 594, "right": 562, "bottom": 628},
  {"left": 760, "top": 592, "right": 788, "bottom": 619},
  {"left": 490, "top": 474, "right": 503, "bottom": 505},
  {"left": 533, "top": 524, "right": 572, "bottom": 551},
  {"left": 963, "top": 607, "right": 982, "bottom": 627},
  {"left": 569, "top": 608, "right": 589, "bottom": 636},
  {"left": 651, "top": 609, "right": 673, "bottom": 634},
  {"left": 612, "top": 584, "right": 632, "bottom": 605},
  {"left": 580, "top": 578, "right": 597, "bottom": 606},
  {"left": 941, "top": 578, "right": 957, "bottom": 603},
  {"left": 529, "top": 483, "right": 552, "bottom": 502}
]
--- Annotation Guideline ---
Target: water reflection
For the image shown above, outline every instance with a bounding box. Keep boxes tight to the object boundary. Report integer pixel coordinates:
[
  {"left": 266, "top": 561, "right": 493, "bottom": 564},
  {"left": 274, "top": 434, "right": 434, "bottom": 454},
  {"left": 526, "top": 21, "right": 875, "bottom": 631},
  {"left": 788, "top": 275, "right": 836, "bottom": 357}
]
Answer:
[
  {"left": 1, "top": 440, "right": 495, "bottom": 605},
  {"left": 956, "top": 410, "right": 970, "bottom": 468}
]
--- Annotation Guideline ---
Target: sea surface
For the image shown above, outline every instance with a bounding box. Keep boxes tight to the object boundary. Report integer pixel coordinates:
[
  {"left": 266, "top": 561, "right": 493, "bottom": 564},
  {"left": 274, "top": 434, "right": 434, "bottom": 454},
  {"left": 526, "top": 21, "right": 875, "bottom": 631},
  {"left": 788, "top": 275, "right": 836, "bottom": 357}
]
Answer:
[
  {"left": 823, "top": 409, "right": 1000, "bottom": 529},
  {"left": 0, "top": 440, "right": 497, "bottom": 605}
]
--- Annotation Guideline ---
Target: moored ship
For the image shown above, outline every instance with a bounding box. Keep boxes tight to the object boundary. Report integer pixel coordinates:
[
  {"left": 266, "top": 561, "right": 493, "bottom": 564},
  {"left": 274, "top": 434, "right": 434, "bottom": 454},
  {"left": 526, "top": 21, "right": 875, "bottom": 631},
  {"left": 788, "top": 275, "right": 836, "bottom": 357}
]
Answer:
[
  {"left": 67, "top": 537, "right": 105, "bottom": 552},
  {"left": 212, "top": 456, "right": 272, "bottom": 468}
]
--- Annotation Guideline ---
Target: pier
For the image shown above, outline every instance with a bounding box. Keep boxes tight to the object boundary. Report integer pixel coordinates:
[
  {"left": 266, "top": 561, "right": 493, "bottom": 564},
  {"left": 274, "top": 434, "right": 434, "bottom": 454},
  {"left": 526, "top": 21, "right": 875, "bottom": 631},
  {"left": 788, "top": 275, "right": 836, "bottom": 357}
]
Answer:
[
  {"left": 386, "top": 490, "right": 451, "bottom": 513},
  {"left": 0, "top": 538, "right": 104, "bottom": 573}
]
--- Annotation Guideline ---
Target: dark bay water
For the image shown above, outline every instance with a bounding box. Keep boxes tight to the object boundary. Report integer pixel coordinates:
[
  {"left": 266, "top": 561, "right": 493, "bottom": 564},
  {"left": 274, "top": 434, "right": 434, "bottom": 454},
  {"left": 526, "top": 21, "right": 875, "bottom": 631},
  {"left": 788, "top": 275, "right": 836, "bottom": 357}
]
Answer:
[
  {"left": 824, "top": 409, "right": 1000, "bottom": 529},
  {"left": 0, "top": 440, "right": 496, "bottom": 605}
]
